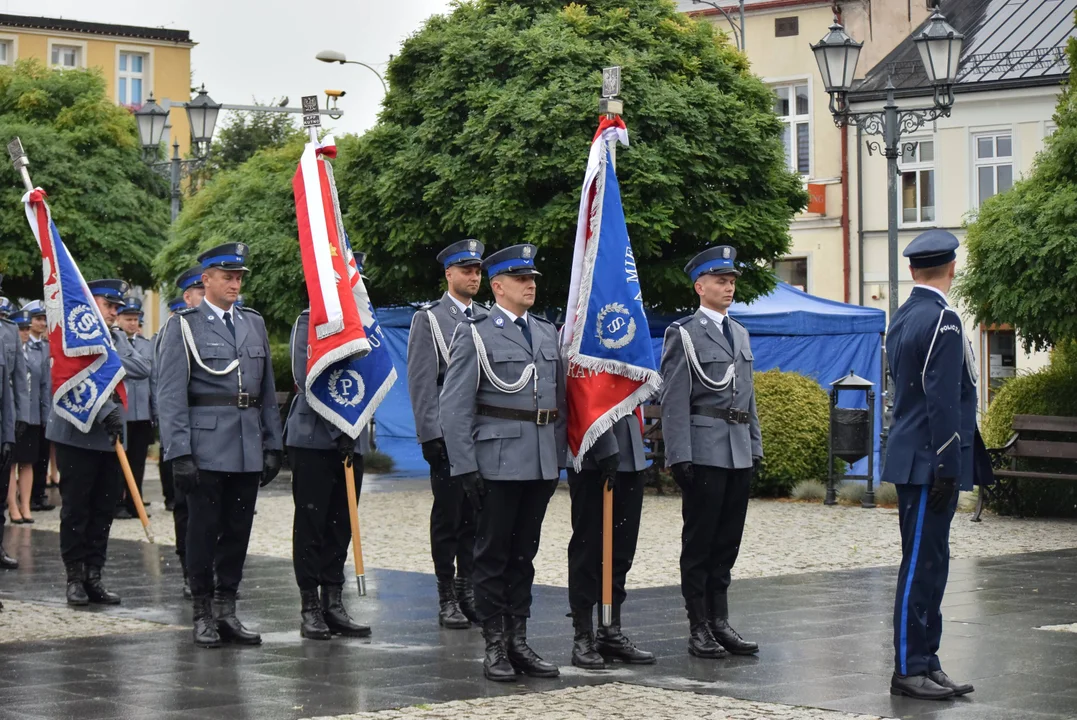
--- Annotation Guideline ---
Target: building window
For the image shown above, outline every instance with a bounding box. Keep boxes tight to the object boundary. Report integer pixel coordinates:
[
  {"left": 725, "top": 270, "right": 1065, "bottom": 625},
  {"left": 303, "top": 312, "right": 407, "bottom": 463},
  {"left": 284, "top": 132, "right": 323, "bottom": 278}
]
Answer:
[
  {"left": 51, "top": 44, "right": 81, "bottom": 69},
  {"left": 0, "top": 40, "right": 13, "bottom": 66},
  {"left": 899, "top": 139, "right": 934, "bottom": 226},
  {"left": 974, "top": 133, "right": 1013, "bottom": 206},
  {"left": 773, "top": 83, "right": 810, "bottom": 175},
  {"left": 774, "top": 257, "right": 808, "bottom": 291},
  {"left": 118, "top": 52, "right": 147, "bottom": 107}
]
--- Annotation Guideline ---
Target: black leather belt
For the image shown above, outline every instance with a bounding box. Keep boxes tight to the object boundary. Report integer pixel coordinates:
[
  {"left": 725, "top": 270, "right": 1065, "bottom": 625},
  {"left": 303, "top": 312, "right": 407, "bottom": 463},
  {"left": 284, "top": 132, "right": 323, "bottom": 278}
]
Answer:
[
  {"left": 477, "top": 404, "right": 558, "bottom": 426},
  {"left": 189, "top": 393, "right": 262, "bottom": 409},
  {"left": 691, "top": 405, "right": 750, "bottom": 424}
]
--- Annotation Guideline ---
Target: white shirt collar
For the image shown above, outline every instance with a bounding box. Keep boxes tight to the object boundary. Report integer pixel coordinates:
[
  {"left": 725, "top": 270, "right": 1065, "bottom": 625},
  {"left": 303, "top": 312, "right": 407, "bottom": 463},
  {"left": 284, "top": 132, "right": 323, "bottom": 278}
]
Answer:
[
  {"left": 495, "top": 303, "right": 527, "bottom": 325},
  {"left": 698, "top": 305, "right": 727, "bottom": 326},
  {"left": 203, "top": 298, "right": 235, "bottom": 321},
  {"left": 915, "top": 284, "right": 949, "bottom": 304},
  {"left": 446, "top": 292, "right": 473, "bottom": 314}
]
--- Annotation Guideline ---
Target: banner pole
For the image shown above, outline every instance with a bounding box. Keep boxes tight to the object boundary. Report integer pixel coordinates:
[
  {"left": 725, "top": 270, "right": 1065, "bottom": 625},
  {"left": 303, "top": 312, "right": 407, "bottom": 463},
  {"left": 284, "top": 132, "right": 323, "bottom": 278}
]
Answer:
[
  {"left": 344, "top": 456, "right": 367, "bottom": 597},
  {"left": 116, "top": 440, "right": 154, "bottom": 543}
]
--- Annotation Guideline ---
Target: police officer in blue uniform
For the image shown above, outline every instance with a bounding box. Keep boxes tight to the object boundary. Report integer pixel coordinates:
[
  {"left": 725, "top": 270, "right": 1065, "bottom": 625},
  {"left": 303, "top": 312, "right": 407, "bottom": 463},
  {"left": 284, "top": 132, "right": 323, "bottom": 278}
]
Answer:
[
  {"left": 0, "top": 295, "right": 15, "bottom": 570},
  {"left": 23, "top": 301, "right": 55, "bottom": 513},
  {"left": 407, "top": 239, "right": 486, "bottom": 629},
  {"left": 48, "top": 279, "right": 150, "bottom": 606},
  {"left": 884, "top": 230, "right": 992, "bottom": 700},
  {"left": 8, "top": 305, "right": 51, "bottom": 523},
  {"left": 115, "top": 297, "right": 155, "bottom": 520},
  {"left": 157, "top": 244, "right": 283, "bottom": 647},
  {"left": 155, "top": 295, "right": 189, "bottom": 515},
  {"left": 439, "top": 244, "right": 565, "bottom": 682}
]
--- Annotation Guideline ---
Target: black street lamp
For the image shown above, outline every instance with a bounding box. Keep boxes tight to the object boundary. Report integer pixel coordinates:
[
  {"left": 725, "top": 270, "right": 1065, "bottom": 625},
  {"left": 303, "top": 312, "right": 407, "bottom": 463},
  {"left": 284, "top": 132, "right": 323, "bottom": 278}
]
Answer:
[
  {"left": 691, "top": 0, "right": 746, "bottom": 51},
  {"left": 811, "top": 10, "right": 964, "bottom": 468}
]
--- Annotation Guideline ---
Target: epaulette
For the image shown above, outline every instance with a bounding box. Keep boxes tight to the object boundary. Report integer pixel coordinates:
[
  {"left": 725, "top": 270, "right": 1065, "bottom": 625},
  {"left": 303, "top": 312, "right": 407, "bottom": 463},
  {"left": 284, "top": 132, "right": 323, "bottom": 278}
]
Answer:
[
  {"left": 728, "top": 316, "right": 746, "bottom": 329},
  {"left": 670, "top": 315, "right": 693, "bottom": 328},
  {"left": 530, "top": 314, "right": 553, "bottom": 325},
  {"left": 237, "top": 306, "right": 261, "bottom": 317},
  {"left": 177, "top": 307, "right": 198, "bottom": 316},
  {"left": 421, "top": 299, "right": 440, "bottom": 311}
]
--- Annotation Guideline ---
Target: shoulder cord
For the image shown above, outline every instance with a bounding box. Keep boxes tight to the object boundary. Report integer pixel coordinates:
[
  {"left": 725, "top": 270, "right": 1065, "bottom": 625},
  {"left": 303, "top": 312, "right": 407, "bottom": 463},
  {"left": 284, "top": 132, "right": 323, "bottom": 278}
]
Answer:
[
  {"left": 679, "top": 325, "right": 736, "bottom": 392},
  {"left": 963, "top": 334, "right": 979, "bottom": 386},
  {"left": 470, "top": 323, "right": 536, "bottom": 395},
  {"left": 179, "top": 316, "right": 243, "bottom": 391},
  {"left": 427, "top": 310, "right": 450, "bottom": 364}
]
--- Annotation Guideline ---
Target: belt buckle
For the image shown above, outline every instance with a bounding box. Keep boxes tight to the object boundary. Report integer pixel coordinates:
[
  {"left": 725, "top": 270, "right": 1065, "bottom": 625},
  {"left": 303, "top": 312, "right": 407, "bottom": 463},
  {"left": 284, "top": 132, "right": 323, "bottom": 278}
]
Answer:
[
  {"left": 237, "top": 392, "right": 250, "bottom": 409},
  {"left": 726, "top": 409, "right": 740, "bottom": 425},
  {"left": 535, "top": 409, "right": 550, "bottom": 426}
]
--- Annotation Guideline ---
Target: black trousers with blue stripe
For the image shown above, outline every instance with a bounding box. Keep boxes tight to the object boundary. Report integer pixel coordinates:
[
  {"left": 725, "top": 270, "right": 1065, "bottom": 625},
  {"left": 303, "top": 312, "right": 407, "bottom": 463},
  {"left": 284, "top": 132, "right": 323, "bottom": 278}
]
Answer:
[{"left": 893, "top": 483, "right": 957, "bottom": 676}]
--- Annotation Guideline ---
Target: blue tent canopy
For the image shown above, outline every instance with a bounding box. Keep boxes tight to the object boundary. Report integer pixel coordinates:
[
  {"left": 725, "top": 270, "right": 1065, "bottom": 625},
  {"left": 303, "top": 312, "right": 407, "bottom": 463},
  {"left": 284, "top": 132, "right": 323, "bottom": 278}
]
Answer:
[{"left": 369, "top": 284, "right": 886, "bottom": 479}]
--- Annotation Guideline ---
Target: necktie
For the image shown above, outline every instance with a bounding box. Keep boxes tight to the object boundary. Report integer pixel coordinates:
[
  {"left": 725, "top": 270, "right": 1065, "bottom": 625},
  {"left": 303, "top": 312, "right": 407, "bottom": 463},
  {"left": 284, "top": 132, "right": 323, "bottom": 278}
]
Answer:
[
  {"left": 514, "top": 317, "right": 532, "bottom": 349},
  {"left": 721, "top": 317, "right": 734, "bottom": 349},
  {"left": 223, "top": 310, "right": 236, "bottom": 339},
  {"left": 464, "top": 306, "right": 472, "bottom": 319}
]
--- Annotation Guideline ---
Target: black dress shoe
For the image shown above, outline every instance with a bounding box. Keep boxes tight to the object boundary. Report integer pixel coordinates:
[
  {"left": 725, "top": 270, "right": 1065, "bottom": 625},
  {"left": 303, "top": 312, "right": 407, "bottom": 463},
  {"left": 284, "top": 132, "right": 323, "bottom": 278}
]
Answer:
[
  {"left": 570, "top": 610, "right": 605, "bottom": 670},
  {"left": 192, "top": 595, "right": 221, "bottom": 648},
  {"left": 300, "top": 589, "right": 331, "bottom": 640},
  {"left": 113, "top": 507, "right": 134, "bottom": 520},
  {"left": 0, "top": 545, "right": 17, "bottom": 570},
  {"left": 213, "top": 591, "right": 262, "bottom": 645},
  {"left": 709, "top": 619, "right": 758, "bottom": 655},
  {"left": 436, "top": 578, "right": 469, "bottom": 629},
  {"left": 30, "top": 500, "right": 55, "bottom": 512},
  {"left": 65, "top": 563, "right": 89, "bottom": 606},
  {"left": 929, "top": 670, "right": 974, "bottom": 696},
  {"left": 686, "top": 599, "right": 727, "bottom": 659},
  {"left": 505, "top": 616, "right": 559, "bottom": 677},
  {"left": 481, "top": 617, "right": 516, "bottom": 682},
  {"left": 164, "top": 500, "right": 175, "bottom": 512},
  {"left": 596, "top": 623, "right": 656, "bottom": 664},
  {"left": 321, "top": 584, "right": 371, "bottom": 637},
  {"left": 83, "top": 566, "right": 121, "bottom": 604},
  {"left": 890, "top": 673, "right": 955, "bottom": 700}
]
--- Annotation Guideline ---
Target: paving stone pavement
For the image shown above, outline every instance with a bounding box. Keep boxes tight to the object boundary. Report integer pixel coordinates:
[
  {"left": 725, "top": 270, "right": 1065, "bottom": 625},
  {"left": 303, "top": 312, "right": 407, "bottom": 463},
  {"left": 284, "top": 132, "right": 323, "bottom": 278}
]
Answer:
[
  {"left": 28, "top": 469, "right": 1077, "bottom": 589},
  {"left": 0, "top": 598, "right": 180, "bottom": 643},
  {"left": 1038, "top": 623, "right": 1077, "bottom": 633},
  {"left": 305, "top": 683, "right": 889, "bottom": 720}
]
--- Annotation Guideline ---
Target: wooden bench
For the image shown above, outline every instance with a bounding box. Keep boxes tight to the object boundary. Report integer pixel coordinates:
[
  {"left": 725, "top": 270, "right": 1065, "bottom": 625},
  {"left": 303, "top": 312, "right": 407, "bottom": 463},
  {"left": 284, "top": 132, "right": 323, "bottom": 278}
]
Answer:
[{"left": 975, "top": 414, "right": 1077, "bottom": 521}]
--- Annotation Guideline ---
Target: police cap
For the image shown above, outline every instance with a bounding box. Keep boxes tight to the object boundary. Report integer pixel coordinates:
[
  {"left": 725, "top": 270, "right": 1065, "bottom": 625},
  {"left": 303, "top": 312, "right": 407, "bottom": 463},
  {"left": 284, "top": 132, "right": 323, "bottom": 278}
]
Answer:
[
  {"left": 482, "top": 244, "right": 540, "bottom": 278},
  {"left": 21, "top": 300, "right": 46, "bottom": 318},
  {"left": 437, "top": 239, "right": 485, "bottom": 269},
  {"left": 10, "top": 309, "right": 30, "bottom": 328},
  {"left": 684, "top": 246, "right": 741, "bottom": 282},
  {"left": 198, "top": 242, "right": 249, "bottom": 272},
  {"left": 168, "top": 296, "right": 187, "bottom": 313},
  {"left": 903, "top": 229, "right": 959, "bottom": 269},
  {"left": 87, "top": 279, "right": 130, "bottom": 305},
  {"left": 0, "top": 297, "right": 12, "bottom": 317},
  {"left": 118, "top": 296, "right": 143, "bottom": 315},
  {"left": 176, "top": 266, "right": 205, "bottom": 291}
]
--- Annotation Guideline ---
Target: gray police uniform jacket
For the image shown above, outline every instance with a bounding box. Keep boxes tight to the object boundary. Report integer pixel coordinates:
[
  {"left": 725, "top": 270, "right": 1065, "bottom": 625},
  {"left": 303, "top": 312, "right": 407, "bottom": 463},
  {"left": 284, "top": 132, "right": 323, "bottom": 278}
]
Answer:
[
  {"left": 24, "top": 338, "right": 50, "bottom": 426},
  {"left": 407, "top": 293, "right": 487, "bottom": 445},
  {"left": 46, "top": 330, "right": 150, "bottom": 452},
  {"left": 0, "top": 322, "right": 15, "bottom": 444},
  {"left": 1, "top": 320, "right": 29, "bottom": 425},
  {"left": 157, "top": 300, "right": 283, "bottom": 472},
  {"left": 578, "top": 413, "right": 648, "bottom": 473},
  {"left": 150, "top": 318, "right": 177, "bottom": 423},
  {"left": 122, "top": 333, "right": 154, "bottom": 423},
  {"left": 660, "top": 309, "right": 762, "bottom": 470},
  {"left": 285, "top": 310, "right": 369, "bottom": 454},
  {"left": 439, "top": 305, "right": 566, "bottom": 482}
]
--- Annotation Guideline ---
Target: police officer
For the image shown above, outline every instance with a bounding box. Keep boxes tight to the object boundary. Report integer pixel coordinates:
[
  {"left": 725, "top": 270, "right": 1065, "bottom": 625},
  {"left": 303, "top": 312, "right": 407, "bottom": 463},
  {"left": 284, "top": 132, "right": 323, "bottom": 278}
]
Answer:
[
  {"left": 153, "top": 271, "right": 206, "bottom": 599},
  {"left": 155, "top": 296, "right": 188, "bottom": 514},
  {"left": 407, "top": 238, "right": 485, "bottom": 629},
  {"left": 440, "top": 244, "right": 564, "bottom": 682},
  {"left": 287, "top": 307, "right": 372, "bottom": 640},
  {"left": 0, "top": 285, "right": 30, "bottom": 565},
  {"left": 566, "top": 413, "right": 655, "bottom": 669},
  {"left": 660, "top": 246, "right": 761, "bottom": 659},
  {"left": 48, "top": 279, "right": 150, "bottom": 605},
  {"left": 157, "top": 243, "right": 283, "bottom": 648},
  {"left": 0, "top": 294, "right": 14, "bottom": 570},
  {"left": 115, "top": 297, "right": 155, "bottom": 520},
  {"left": 6, "top": 306, "right": 50, "bottom": 524},
  {"left": 23, "top": 301, "right": 55, "bottom": 513},
  {"left": 884, "top": 230, "right": 990, "bottom": 700}
]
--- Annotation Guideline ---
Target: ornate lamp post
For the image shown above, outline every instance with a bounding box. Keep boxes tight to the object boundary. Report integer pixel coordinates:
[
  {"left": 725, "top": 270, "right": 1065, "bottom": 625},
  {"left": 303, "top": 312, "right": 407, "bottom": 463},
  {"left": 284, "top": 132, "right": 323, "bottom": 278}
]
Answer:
[
  {"left": 691, "top": 0, "right": 746, "bottom": 50},
  {"left": 315, "top": 50, "right": 389, "bottom": 97},
  {"left": 811, "top": 10, "right": 964, "bottom": 468}
]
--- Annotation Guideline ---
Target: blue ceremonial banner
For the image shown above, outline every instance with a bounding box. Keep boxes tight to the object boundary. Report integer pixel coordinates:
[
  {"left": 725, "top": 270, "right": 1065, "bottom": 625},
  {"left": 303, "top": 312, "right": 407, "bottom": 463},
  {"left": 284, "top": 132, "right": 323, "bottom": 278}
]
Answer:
[{"left": 24, "top": 189, "right": 126, "bottom": 432}]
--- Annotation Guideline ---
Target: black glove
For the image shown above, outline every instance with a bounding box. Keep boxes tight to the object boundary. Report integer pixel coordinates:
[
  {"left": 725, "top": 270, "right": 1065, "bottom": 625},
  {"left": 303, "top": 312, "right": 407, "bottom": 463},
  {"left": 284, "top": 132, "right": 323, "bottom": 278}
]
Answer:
[
  {"left": 928, "top": 474, "right": 957, "bottom": 514},
  {"left": 261, "top": 450, "right": 282, "bottom": 487},
  {"left": 100, "top": 408, "right": 123, "bottom": 445},
  {"left": 173, "top": 455, "right": 199, "bottom": 494},
  {"left": 597, "top": 453, "right": 619, "bottom": 493},
  {"left": 14, "top": 421, "right": 27, "bottom": 442},
  {"left": 671, "top": 461, "right": 694, "bottom": 492},
  {"left": 752, "top": 456, "right": 762, "bottom": 476},
  {"left": 459, "top": 471, "right": 485, "bottom": 513},
  {"left": 421, "top": 438, "right": 449, "bottom": 466},
  {"left": 336, "top": 432, "right": 356, "bottom": 464},
  {"left": 0, "top": 442, "right": 12, "bottom": 469}
]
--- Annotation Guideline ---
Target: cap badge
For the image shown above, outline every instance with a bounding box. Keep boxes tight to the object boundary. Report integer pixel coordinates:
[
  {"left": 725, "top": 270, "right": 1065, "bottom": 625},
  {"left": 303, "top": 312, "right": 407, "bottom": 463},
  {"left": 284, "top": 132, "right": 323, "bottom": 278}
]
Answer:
[
  {"left": 522, "top": 246, "right": 532, "bottom": 259},
  {"left": 237, "top": 243, "right": 248, "bottom": 254},
  {"left": 723, "top": 247, "right": 730, "bottom": 259},
  {"left": 468, "top": 240, "right": 477, "bottom": 252},
  {"left": 494, "top": 316, "right": 505, "bottom": 327}
]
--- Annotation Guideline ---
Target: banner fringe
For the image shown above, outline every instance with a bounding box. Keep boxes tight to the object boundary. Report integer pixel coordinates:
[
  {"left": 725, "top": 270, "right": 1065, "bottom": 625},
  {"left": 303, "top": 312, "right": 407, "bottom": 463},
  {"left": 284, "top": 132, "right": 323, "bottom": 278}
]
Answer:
[{"left": 569, "top": 375, "right": 661, "bottom": 470}]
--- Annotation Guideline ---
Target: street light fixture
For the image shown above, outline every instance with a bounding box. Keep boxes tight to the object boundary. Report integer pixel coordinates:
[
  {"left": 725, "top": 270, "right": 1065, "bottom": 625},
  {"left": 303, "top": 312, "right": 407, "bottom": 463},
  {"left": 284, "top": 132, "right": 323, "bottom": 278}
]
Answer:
[
  {"left": 316, "top": 49, "right": 389, "bottom": 96},
  {"left": 134, "top": 93, "right": 169, "bottom": 152},
  {"left": 185, "top": 84, "right": 222, "bottom": 157},
  {"left": 811, "top": 10, "right": 964, "bottom": 469}
]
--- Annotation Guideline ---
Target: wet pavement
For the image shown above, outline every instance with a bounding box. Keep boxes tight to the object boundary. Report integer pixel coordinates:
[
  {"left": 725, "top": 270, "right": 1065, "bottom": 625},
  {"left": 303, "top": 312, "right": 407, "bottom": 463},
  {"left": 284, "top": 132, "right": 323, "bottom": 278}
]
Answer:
[{"left": 2, "top": 490, "right": 1077, "bottom": 719}]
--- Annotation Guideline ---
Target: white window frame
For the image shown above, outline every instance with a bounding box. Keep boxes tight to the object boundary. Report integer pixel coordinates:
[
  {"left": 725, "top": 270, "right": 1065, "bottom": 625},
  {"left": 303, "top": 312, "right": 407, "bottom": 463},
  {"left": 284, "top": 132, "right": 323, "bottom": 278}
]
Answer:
[
  {"left": 115, "top": 45, "right": 154, "bottom": 107},
  {"left": 773, "top": 254, "right": 812, "bottom": 293},
  {"left": 769, "top": 76, "right": 813, "bottom": 178},
  {"left": 47, "top": 38, "right": 87, "bottom": 70},
  {"left": 0, "top": 34, "right": 18, "bottom": 66},
  {"left": 897, "top": 136, "right": 936, "bottom": 229},
  {"left": 971, "top": 131, "right": 1014, "bottom": 209}
]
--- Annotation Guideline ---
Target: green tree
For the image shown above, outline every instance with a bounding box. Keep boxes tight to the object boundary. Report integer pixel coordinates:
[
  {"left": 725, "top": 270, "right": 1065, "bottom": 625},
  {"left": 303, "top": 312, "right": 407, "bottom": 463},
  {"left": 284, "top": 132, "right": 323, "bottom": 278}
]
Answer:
[
  {"left": 199, "top": 102, "right": 306, "bottom": 176},
  {"left": 0, "top": 60, "right": 169, "bottom": 299},
  {"left": 957, "top": 33, "right": 1077, "bottom": 352},
  {"left": 340, "top": 0, "right": 806, "bottom": 309}
]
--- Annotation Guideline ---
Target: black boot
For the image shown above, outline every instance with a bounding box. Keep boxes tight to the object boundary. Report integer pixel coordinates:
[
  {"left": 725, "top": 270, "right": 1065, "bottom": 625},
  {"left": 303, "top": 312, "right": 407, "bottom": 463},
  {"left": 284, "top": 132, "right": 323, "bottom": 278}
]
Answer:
[
  {"left": 83, "top": 565, "right": 121, "bottom": 605},
  {"left": 192, "top": 595, "right": 221, "bottom": 648},
  {"left": 0, "top": 544, "right": 17, "bottom": 570},
  {"left": 481, "top": 616, "right": 515, "bottom": 682},
  {"left": 505, "top": 615, "right": 559, "bottom": 677},
  {"left": 213, "top": 590, "right": 262, "bottom": 645},
  {"left": 686, "top": 597, "right": 727, "bottom": 659},
  {"left": 321, "top": 584, "right": 371, "bottom": 637},
  {"left": 65, "top": 562, "right": 88, "bottom": 606},
  {"left": 180, "top": 558, "right": 192, "bottom": 600},
  {"left": 437, "top": 578, "right": 469, "bottom": 629},
  {"left": 454, "top": 576, "right": 478, "bottom": 624},
  {"left": 596, "top": 604, "right": 655, "bottom": 665},
  {"left": 300, "top": 589, "right": 331, "bottom": 640},
  {"left": 570, "top": 608, "right": 605, "bottom": 670},
  {"left": 708, "top": 593, "right": 757, "bottom": 655}
]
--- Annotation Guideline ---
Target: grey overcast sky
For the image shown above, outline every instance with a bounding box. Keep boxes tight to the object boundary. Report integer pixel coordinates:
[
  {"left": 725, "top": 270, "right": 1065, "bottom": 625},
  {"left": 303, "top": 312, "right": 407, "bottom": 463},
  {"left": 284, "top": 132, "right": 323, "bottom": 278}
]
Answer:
[{"left": 0, "top": 0, "right": 454, "bottom": 137}]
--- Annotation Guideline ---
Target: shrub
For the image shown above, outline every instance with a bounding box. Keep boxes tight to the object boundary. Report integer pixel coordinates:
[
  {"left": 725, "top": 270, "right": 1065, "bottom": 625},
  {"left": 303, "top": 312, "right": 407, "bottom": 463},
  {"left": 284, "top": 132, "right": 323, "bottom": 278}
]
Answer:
[
  {"left": 837, "top": 482, "right": 866, "bottom": 505},
  {"left": 790, "top": 479, "right": 827, "bottom": 502},
  {"left": 753, "top": 369, "right": 835, "bottom": 497},
  {"left": 981, "top": 345, "right": 1077, "bottom": 517},
  {"left": 365, "top": 449, "right": 396, "bottom": 474},
  {"left": 270, "top": 342, "right": 293, "bottom": 394},
  {"left": 874, "top": 482, "right": 898, "bottom": 506}
]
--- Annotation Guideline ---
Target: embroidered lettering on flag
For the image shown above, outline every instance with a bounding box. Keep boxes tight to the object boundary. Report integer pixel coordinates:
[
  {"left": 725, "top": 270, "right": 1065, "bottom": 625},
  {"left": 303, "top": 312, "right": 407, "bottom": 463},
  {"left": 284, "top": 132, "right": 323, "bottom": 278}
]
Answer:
[
  {"left": 22, "top": 189, "right": 126, "bottom": 432},
  {"left": 561, "top": 117, "right": 661, "bottom": 468}
]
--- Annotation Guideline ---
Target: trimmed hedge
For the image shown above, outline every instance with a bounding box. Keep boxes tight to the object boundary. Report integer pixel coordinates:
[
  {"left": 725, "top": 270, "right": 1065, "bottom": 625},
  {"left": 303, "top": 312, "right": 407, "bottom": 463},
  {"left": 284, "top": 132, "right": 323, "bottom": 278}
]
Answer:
[
  {"left": 752, "top": 369, "right": 835, "bottom": 497},
  {"left": 981, "top": 343, "right": 1077, "bottom": 517},
  {"left": 270, "top": 342, "right": 293, "bottom": 393}
]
